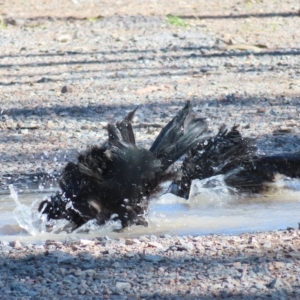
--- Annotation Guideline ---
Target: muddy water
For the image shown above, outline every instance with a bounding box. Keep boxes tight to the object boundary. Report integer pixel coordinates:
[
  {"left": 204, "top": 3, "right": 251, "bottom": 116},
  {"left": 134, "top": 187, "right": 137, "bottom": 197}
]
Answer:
[{"left": 0, "top": 178, "right": 300, "bottom": 244}]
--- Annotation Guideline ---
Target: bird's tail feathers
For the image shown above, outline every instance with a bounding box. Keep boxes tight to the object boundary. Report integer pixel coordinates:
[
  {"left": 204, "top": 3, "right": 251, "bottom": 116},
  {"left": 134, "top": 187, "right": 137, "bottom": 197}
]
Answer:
[{"left": 150, "top": 101, "right": 209, "bottom": 170}]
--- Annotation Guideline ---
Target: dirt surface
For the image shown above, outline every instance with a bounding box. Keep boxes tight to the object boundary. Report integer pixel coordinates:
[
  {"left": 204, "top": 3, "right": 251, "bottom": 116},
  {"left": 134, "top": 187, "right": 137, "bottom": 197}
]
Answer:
[{"left": 0, "top": 1, "right": 300, "bottom": 298}]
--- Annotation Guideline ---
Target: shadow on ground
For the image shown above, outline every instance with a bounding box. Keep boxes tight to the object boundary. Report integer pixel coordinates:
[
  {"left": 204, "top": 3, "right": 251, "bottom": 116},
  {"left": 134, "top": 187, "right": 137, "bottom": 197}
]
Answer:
[{"left": 0, "top": 239, "right": 298, "bottom": 299}]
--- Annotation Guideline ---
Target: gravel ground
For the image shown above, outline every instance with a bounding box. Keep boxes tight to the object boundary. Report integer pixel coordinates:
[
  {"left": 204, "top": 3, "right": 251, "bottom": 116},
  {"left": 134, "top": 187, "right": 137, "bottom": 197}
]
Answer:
[
  {"left": 1, "top": 230, "right": 300, "bottom": 300},
  {"left": 0, "top": 1, "right": 300, "bottom": 299},
  {"left": 0, "top": 0, "right": 300, "bottom": 189}
]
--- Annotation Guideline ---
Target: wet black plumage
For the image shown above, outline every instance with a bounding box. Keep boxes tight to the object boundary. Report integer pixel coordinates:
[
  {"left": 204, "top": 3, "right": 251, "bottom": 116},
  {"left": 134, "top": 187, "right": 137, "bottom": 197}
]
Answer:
[
  {"left": 39, "top": 101, "right": 208, "bottom": 230},
  {"left": 174, "top": 125, "right": 300, "bottom": 199}
]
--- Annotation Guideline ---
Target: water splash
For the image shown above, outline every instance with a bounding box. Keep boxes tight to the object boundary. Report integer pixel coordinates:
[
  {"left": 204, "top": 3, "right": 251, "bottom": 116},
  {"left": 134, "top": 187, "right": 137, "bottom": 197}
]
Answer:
[
  {"left": 74, "top": 218, "right": 122, "bottom": 234},
  {"left": 10, "top": 184, "right": 71, "bottom": 236},
  {"left": 148, "top": 177, "right": 238, "bottom": 231},
  {"left": 10, "top": 183, "right": 123, "bottom": 236},
  {"left": 9, "top": 184, "right": 20, "bottom": 205},
  {"left": 10, "top": 185, "right": 44, "bottom": 235},
  {"left": 188, "top": 175, "right": 237, "bottom": 207}
]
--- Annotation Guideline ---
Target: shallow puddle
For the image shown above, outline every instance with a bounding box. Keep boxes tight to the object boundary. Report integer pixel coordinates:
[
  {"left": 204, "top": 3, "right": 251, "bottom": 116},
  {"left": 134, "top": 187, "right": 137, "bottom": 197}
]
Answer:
[{"left": 0, "top": 177, "right": 300, "bottom": 244}]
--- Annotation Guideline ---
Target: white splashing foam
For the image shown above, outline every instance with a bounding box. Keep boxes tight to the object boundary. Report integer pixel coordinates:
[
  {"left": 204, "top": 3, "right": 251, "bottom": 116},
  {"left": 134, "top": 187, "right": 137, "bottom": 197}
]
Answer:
[
  {"left": 10, "top": 185, "right": 41, "bottom": 236},
  {"left": 74, "top": 218, "right": 122, "bottom": 234},
  {"left": 188, "top": 175, "right": 237, "bottom": 207},
  {"left": 9, "top": 184, "right": 20, "bottom": 205},
  {"left": 10, "top": 185, "right": 68, "bottom": 236}
]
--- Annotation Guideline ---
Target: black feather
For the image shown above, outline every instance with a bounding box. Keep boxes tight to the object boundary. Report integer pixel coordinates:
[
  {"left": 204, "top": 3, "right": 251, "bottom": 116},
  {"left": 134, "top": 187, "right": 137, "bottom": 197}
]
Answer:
[
  {"left": 39, "top": 102, "right": 209, "bottom": 230},
  {"left": 175, "top": 125, "right": 300, "bottom": 198}
]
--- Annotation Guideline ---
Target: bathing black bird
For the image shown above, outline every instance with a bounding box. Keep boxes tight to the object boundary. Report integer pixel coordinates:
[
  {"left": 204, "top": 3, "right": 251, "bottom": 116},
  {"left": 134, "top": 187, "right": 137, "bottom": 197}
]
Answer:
[
  {"left": 173, "top": 125, "right": 300, "bottom": 199},
  {"left": 39, "top": 101, "right": 209, "bottom": 230}
]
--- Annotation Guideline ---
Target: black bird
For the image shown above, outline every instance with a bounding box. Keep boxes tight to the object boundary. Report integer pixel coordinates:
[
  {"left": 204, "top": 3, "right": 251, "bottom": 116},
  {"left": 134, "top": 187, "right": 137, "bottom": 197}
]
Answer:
[
  {"left": 39, "top": 101, "right": 209, "bottom": 230},
  {"left": 173, "top": 125, "right": 300, "bottom": 199}
]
